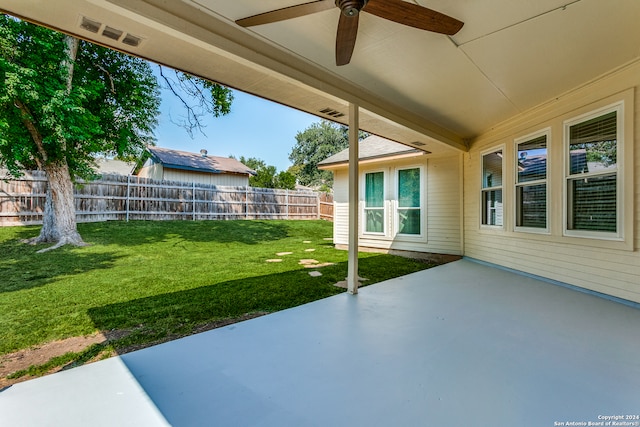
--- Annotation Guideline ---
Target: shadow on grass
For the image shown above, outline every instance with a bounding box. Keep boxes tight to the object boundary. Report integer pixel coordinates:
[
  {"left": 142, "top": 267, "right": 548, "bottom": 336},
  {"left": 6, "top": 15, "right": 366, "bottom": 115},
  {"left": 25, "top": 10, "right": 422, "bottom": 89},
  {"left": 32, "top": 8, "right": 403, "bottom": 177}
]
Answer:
[
  {"left": 88, "top": 264, "right": 347, "bottom": 335},
  {"left": 87, "top": 254, "right": 433, "bottom": 352},
  {"left": 79, "top": 220, "right": 293, "bottom": 247},
  {"left": 0, "top": 243, "right": 123, "bottom": 294}
]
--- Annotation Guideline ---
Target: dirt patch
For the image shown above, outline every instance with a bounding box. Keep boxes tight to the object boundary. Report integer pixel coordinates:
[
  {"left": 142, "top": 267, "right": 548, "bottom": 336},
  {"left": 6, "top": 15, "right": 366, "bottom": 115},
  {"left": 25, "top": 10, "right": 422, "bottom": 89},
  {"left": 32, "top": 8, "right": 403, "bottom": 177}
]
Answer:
[
  {"left": 0, "top": 333, "right": 108, "bottom": 379},
  {"left": 0, "top": 312, "right": 267, "bottom": 389}
]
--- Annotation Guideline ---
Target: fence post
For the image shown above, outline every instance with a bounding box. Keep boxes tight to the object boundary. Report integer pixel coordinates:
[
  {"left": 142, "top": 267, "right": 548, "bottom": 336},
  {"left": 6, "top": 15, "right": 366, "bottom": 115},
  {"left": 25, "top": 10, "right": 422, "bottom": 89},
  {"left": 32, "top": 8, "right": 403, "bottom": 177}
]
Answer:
[
  {"left": 317, "top": 193, "right": 321, "bottom": 220},
  {"left": 192, "top": 182, "right": 196, "bottom": 221},
  {"left": 286, "top": 189, "right": 289, "bottom": 220},
  {"left": 125, "top": 175, "right": 130, "bottom": 222},
  {"left": 245, "top": 186, "right": 249, "bottom": 220}
]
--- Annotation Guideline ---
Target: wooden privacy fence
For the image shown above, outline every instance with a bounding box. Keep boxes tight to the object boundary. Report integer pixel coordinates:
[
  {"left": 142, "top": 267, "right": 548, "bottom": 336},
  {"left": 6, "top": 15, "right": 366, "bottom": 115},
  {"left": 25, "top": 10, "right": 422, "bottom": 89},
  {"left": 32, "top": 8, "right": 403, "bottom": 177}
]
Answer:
[{"left": 0, "top": 171, "right": 334, "bottom": 226}]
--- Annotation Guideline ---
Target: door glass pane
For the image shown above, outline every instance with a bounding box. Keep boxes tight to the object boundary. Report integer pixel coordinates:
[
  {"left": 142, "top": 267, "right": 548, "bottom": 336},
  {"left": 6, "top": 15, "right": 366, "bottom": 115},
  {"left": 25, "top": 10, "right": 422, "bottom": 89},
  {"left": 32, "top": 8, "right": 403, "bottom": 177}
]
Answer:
[
  {"left": 366, "top": 209, "right": 384, "bottom": 233},
  {"left": 398, "top": 168, "right": 420, "bottom": 207},
  {"left": 365, "top": 172, "right": 384, "bottom": 207},
  {"left": 398, "top": 209, "right": 420, "bottom": 235}
]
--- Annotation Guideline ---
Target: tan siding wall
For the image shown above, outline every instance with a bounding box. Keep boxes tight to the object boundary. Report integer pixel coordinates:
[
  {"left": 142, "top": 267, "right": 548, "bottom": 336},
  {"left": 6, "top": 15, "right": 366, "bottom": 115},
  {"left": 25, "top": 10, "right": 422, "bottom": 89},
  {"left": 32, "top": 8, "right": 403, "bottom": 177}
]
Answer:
[
  {"left": 162, "top": 169, "right": 249, "bottom": 187},
  {"left": 331, "top": 154, "right": 462, "bottom": 255},
  {"left": 464, "top": 60, "right": 640, "bottom": 303},
  {"left": 137, "top": 163, "right": 163, "bottom": 180}
]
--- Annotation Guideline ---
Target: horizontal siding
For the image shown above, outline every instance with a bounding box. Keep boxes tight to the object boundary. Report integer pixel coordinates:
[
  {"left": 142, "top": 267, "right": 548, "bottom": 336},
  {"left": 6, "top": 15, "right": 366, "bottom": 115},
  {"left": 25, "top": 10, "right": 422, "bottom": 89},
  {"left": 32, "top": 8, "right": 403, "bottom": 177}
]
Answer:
[
  {"left": 331, "top": 154, "right": 462, "bottom": 255},
  {"left": 163, "top": 169, "right": 249, "bottom": 187},
  {"left": 333, "top": 203, "right": 349, "bottom": 244},
  {"left": 464, "top": 60, "right": 640, "bottom": 303}
]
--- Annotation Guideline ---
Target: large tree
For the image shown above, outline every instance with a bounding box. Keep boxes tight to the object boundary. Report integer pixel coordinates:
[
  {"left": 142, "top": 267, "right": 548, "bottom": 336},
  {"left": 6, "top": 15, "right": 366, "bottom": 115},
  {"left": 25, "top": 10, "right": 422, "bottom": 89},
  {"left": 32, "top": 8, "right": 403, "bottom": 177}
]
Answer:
[
  {"left": 234, "top": 156, "right": 296, "bottom": 190},
  {"left": 0, "top": 16, "right": 232, "bottom": 250},
  {"left": 288, "top": 120, "right": 367, "bottom": 189}
]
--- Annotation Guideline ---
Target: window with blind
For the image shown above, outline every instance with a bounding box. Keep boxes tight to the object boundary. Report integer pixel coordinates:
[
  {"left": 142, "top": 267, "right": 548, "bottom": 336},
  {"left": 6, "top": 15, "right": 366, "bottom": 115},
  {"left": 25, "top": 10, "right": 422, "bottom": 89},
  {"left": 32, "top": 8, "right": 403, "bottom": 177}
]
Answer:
[
  {"left": 481, "top": 149, "right": 503, "bottom": 227},
  {"left": 515, "top": 132, "right": 548, "bottom": 231},
  {"left": 364, "top": 171, "right": 385, "bottom": 233},
  {"left": 397, "top": 168, "right": 421, "bottom": 235},
  {"left": 565, "top": 106, "right": 620, "bottom": 236}
]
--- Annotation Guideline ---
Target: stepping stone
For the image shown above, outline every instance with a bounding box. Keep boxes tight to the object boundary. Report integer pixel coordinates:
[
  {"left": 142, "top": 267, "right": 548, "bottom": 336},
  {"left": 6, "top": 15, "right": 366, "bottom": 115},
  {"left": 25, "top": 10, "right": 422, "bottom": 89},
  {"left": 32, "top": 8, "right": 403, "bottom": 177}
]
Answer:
[
  {"left": 276, "top": 252, "right": 293, "bottom": 256},
  {"left": 308, "top": 271, "right": 322, "bottom": 277},
  {"left": 302, "top": 262, "right": 335, "bottom": 269},
  {"left": 323, "top": 238, "right": 333, "bottom": 241},
  {"left": 266, "top": 259, "right": 283, "bottom": 263},
  {"left": 304, "top": 248, "right": 315, "bottom": 252},
  {"left": 299, "top": 259, "right": 318, "bottom": 266},
  {"left": 303, "top": 240, "right": 312, "bottom": 244}
]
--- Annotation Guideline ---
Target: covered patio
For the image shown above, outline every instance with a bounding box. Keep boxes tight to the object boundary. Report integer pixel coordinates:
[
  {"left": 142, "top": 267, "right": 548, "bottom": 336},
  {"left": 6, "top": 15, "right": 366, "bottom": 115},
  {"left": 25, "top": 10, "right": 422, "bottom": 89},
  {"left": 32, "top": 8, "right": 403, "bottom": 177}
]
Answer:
[{"left": 2, "top": 259, "right": 638, "bottom": 426}]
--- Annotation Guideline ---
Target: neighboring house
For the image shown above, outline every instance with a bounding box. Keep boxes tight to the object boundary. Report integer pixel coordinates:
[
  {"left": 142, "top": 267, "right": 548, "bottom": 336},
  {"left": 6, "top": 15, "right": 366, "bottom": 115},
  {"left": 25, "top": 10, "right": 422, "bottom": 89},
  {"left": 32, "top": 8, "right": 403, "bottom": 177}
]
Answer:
[
  {"left": 136, "top": 147, "right": 255, "bottom": 186},
  {"left": 93, "top": 158, "right": 135, "bottom": 176},
  {"left": 319, "top": 135, "right": 462, "bottom": 256}
]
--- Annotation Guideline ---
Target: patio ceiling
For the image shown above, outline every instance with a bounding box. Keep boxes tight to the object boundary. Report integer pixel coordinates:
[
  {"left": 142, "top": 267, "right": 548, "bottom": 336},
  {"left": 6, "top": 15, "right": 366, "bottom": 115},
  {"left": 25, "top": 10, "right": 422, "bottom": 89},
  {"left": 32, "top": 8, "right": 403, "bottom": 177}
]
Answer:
[{"left": 2, "top": 0, "right": 640, "bottom": 154}]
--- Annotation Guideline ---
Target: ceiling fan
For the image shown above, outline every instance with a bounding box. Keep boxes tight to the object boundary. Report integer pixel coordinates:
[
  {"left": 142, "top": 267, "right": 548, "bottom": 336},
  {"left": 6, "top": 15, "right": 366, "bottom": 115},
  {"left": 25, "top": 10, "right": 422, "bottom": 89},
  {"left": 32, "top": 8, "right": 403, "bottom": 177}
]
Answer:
[{"left": 236, "top": 0, "right": 464, "bottom": 66}]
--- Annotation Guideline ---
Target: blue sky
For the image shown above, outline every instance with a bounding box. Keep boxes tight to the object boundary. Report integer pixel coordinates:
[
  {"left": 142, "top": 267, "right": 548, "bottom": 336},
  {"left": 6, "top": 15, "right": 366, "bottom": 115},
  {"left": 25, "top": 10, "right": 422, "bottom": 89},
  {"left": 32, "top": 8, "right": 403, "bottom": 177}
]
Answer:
[{"left": 154, "top": 82, "right": 320, "bottom": 172}]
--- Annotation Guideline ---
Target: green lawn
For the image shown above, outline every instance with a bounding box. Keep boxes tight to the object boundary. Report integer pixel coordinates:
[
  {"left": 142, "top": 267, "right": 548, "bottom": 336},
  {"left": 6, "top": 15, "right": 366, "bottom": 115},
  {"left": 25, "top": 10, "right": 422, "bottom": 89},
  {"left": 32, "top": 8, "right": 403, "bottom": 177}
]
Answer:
[{"left": 0, "top": 220, "right": 435, "bottom": 375}]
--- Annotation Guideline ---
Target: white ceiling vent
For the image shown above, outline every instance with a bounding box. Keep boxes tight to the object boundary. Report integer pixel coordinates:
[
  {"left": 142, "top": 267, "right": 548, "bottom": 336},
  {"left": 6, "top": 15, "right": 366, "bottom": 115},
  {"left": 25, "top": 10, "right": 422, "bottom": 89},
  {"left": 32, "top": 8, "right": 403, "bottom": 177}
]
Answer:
[{"left": 78, "top": 16, "right": 143, "bottom": 48}]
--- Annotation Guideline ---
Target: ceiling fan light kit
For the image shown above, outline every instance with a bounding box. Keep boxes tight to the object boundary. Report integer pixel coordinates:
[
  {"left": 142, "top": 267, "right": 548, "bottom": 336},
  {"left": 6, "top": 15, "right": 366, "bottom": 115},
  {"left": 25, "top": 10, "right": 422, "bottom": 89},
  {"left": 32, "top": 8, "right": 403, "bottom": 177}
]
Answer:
[
  {"left": 336, "top": 0, "right": 368, "bottom": 17},
  {"left": 236, "top": 0, "right": 463, "bottom": 66}
]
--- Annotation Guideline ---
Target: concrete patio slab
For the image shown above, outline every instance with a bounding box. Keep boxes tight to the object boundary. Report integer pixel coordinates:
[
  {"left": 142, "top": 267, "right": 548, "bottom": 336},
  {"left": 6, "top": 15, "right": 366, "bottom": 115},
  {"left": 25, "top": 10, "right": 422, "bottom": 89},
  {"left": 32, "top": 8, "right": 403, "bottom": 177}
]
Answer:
[{"left": 1, "top": 259, "right": 639, "bottom": 426}]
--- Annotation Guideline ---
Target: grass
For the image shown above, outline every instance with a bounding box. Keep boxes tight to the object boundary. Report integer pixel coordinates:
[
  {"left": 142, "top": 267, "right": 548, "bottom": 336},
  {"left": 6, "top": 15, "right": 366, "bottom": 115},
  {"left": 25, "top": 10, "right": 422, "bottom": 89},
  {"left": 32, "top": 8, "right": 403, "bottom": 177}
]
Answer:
[{"left": 0, "top": 220, "right": 436, "bottom": 377}]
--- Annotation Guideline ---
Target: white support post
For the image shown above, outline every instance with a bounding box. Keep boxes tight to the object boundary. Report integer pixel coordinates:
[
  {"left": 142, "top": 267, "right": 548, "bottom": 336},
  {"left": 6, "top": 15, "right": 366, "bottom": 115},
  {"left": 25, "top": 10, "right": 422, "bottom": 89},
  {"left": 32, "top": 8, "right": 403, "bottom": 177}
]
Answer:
[{"left": 347, "top": 103, "right": 360, "bottom": 295}]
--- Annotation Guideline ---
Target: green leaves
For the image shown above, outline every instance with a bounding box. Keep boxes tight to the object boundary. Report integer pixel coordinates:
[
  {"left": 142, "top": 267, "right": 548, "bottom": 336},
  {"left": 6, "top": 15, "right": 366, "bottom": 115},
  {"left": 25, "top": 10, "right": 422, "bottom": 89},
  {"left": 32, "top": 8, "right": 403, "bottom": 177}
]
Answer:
[
  {"left": 288, "top": 120, "right": 368, "bottom": 188},
  {"left": 0, "top": 15, "right": 161, "bottom": 180}
]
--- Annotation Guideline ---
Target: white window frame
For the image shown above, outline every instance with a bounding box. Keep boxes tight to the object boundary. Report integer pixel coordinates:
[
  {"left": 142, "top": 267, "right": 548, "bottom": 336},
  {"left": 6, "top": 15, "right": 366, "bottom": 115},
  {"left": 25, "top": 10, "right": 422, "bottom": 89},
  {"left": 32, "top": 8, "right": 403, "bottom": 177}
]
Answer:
[
  {"left": 480, "top": 146, "right": 505, "bottom": 229},
  {"left": 394, "top": 165, "right": 425, "bottom": 238},
  {"left": 514, "top": 128, "right": 550, "bottom": 234},
  {"left": 563, "top": 102, "right": 624, "bottom": 241},
  {"left": 362, "top": 169, "right": 387, "bottom": 236}
]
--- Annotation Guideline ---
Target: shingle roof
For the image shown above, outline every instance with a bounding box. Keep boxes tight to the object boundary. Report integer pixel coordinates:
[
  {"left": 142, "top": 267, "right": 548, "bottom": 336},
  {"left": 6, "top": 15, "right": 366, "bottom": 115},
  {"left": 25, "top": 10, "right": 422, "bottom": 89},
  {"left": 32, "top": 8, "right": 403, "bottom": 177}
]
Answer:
[
  {"left": 147, "top": 147, "right": 256, "bottom": 175},
  {"left": 317, "top": 135, "right": 423, "bottom": 167}
]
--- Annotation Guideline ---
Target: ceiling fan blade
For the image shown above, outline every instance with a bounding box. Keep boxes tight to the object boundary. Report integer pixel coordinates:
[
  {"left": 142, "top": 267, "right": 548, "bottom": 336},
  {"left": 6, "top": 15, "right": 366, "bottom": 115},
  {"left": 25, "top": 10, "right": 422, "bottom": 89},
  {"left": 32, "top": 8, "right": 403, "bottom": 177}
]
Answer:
[
  {"left": 336, "top": 13, "right": 360, "bottom": 66},
  {"left": 236, "top": 0, "right": 335, "bottom": 27},
  {"left": 364, "top": 0, "right": 464, "bottom": 35}
]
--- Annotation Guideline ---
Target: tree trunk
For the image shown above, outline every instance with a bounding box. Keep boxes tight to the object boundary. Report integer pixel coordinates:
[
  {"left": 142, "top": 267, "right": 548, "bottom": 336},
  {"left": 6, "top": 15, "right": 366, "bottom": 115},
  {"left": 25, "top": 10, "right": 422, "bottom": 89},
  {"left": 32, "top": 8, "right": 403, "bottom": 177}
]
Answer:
[
  {"left": 29, "top": 161, "right": 86, "bottom": 251},
  {"left": 26, "top": 36, "right": 86, "bottom": 251}
]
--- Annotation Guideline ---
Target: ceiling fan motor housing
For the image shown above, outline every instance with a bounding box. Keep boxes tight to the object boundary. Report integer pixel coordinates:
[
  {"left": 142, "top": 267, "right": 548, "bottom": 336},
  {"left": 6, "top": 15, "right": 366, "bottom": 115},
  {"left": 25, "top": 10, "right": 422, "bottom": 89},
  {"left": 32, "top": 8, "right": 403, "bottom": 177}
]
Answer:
[{"left": 336, "top": 0, "right": 368, "bottom": 17}]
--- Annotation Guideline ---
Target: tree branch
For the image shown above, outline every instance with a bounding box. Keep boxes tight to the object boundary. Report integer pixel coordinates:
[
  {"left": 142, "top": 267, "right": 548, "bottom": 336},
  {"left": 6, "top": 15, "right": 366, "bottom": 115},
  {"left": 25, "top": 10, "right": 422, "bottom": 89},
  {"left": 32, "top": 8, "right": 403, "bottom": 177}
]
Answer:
[
  {"left": 95, "top": 64, "right": 116, "bottom": 94},
  {"left": 158, "top": 66, "right": 205, "bottom": 138},
  {"left": 14, "top": 99, "right": 46, "bottom": 169},
  {"left": 63, "top": 36, "right": 79, "bottom": 95}
]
